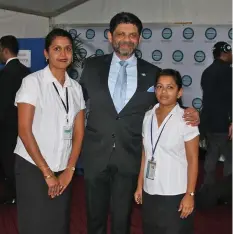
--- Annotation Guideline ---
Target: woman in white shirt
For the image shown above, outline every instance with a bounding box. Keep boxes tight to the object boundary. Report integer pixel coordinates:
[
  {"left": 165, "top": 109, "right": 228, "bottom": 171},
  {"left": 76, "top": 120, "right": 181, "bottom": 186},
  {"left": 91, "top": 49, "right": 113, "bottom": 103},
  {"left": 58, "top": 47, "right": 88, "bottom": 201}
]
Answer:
[
  {"left": 14, "top": 28, "right": 85, "bottom": 234},
  {"left": 134, "top": 69, "right": 199, "bottom": 234}
]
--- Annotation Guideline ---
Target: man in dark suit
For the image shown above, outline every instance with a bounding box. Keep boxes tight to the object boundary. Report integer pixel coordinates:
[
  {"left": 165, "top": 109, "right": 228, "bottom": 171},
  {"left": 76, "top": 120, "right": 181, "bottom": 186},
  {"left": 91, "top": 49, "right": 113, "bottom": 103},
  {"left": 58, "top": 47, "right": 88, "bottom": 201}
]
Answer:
[
  {"left": 0, "top": 35, "right": 30, "bottom": 203},
  {"left": 80, "top": 12, "right": 199, "bottom": 234}
]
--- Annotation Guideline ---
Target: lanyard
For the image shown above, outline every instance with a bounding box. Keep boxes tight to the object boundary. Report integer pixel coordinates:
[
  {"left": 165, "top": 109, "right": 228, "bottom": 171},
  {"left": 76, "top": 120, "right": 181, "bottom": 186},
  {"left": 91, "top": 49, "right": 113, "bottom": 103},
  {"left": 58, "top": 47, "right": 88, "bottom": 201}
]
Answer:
[
  {"left": 150, "top": 114, "right": 173, "bottom": 161},
  {"left": 52, "top": 82, "right": 69, "bottom": 122}
]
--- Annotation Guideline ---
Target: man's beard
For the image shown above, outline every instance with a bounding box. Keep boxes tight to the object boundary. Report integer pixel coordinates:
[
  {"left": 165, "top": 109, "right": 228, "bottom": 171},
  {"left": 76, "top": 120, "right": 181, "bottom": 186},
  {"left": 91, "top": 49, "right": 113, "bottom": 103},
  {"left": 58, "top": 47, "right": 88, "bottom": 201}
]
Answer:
[{"left": 112, "top": 41, "right": 137, "bottom": 57}]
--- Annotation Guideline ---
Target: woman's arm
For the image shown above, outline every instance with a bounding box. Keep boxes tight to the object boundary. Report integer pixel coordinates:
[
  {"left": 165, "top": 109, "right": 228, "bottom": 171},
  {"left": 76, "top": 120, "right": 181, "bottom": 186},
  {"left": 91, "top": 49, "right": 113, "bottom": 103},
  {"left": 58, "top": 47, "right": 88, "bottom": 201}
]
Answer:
[
  {"left": 185, "top": 135, "right": 199, "bottom": 194},
  {"left": 18, "top": 103, "right": 60, "bottom": 198},
  {"left": 58, "top": 110, "right": 85, "bottom": 194},
  {"left": 67, "top": 110, "right": 85, "bottom": 168},
  {"left": 18, "top": 103, "right": 52, "bottom": 174},
  {"left": 179, "top": 135, "right": 199, "bottom": 218}
]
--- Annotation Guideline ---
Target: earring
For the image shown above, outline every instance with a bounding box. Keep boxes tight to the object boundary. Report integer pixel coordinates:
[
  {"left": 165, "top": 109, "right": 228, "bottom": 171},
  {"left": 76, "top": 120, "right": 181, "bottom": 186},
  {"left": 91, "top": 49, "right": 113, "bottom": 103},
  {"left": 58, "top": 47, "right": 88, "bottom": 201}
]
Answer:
[{"left": 45, "top": 58, "right": 48, "bottom": 63}]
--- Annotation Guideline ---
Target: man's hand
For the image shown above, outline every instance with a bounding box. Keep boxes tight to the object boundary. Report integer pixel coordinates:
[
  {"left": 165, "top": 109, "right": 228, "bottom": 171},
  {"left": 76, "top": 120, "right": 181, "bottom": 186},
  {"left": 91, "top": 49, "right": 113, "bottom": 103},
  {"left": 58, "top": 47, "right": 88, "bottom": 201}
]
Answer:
[{"left": 183, "top": 107, "right": 200, "bottom": 126}]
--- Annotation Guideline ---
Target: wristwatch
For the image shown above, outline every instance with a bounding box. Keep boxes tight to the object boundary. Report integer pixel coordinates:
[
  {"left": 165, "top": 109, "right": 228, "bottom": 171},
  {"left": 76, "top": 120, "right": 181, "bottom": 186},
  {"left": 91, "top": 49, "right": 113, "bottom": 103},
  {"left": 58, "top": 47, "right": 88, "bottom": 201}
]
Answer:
[{"left": 187, "top": 192, "right": 195, "bottom": 196}]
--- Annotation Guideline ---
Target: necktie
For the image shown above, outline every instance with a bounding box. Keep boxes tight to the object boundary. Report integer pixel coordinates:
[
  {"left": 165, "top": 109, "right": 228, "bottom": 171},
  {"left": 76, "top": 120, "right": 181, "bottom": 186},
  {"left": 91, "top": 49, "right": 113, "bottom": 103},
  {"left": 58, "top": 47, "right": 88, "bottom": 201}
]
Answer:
[{"left": 113, "top": 61, "right": 128, "bottom": 113}]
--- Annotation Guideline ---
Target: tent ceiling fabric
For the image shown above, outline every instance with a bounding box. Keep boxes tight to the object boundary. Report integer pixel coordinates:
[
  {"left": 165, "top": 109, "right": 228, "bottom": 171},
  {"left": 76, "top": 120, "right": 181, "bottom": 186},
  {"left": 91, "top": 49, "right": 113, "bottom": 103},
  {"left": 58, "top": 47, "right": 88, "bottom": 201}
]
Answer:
[{"left": 0, "top": 0, "right": 89, "bottom": 17}]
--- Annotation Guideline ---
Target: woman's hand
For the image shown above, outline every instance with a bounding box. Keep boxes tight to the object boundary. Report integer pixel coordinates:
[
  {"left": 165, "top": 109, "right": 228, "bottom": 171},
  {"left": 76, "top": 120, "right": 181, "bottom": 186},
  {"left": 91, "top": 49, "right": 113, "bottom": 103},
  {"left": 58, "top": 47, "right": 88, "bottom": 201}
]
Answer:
[
  {"left": 45, "top": 175, "right": 60, "bottom": 198},
  {"left": 178, "top": 194, "right": 194, "bottom": 218},
  {"left": 134, "top": 186, "right": 143, "bottom": 204},
  {"left": 57, "top": 169, "right": 74, "bottom": 195}
]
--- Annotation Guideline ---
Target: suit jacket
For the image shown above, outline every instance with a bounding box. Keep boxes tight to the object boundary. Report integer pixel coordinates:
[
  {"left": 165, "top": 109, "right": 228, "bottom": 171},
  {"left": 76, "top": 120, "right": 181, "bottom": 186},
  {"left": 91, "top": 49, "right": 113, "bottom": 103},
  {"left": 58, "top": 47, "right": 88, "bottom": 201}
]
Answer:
[
  {"left": 80, "top": 54, "right": 161, "bottom": 177},
  {"left": 200, "top": 59, "right": 232, "bottom": 134},
  {"left": 0, "top": 59, "right": 30, "bottom": 132}
]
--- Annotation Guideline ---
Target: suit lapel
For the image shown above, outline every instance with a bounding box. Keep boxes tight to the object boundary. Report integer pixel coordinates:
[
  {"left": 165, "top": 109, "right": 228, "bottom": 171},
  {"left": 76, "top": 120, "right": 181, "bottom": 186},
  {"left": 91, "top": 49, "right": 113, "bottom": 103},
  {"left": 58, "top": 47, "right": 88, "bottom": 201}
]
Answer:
[
  {"left": 98, "top": 55, "right": 149, "bottom": 116},
  {"left": 99, "top": 54, "right": 118, "bottom": 115}
]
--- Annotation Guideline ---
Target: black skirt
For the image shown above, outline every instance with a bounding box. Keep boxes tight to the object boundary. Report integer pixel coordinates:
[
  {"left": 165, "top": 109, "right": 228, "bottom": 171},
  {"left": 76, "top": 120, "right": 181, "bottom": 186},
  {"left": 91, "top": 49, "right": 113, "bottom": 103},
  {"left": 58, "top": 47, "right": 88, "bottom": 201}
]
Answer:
[
  {"left": 142, "top": 190, "right": 194, "bottom": 234},
  {"left": 15, "top": 155, "right": 72, "bottom": 234}
]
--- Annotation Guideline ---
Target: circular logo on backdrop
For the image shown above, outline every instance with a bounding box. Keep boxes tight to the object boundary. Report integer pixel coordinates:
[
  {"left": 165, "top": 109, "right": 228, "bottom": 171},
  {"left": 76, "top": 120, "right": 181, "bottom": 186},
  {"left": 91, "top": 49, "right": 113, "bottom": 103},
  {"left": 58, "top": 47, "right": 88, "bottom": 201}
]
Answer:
[
  {"left": 86, "top": 29, "right": 95, "bottom": 39},
  {"left": 205, "top": 27, "right": 217, "bottom": 40},
  {"left": 192, "top": 98, "right": 203, "bottom": 109},
  {"left": 69, "top": 69, "right": 79, "bottom": 80},
  {"left": 182, "top": 75, "right": 192, "bottom": 87},
  {"left": 172, "top": 50, "right": 184, "bottom": 62},
  {"left": 194, "top": 51, "right": 206, "bottom": 63},
  {"left": 142, "top": 28, "right": 152, "bottom": 39},
  {"left": 79, "top": 48, "right": 87, "bottom": 59},
  {"left": 228, "top": 28, "right": 232, "bottom": 40},
  {"left": 95, "top": 49, "right": 104, "bottom": 56},
  {"left": 162, "top": 28, "right": 172, "bottom": 39},
  {"left": 69, "top": 29, "right": 77, "bottom": 39},
  {"left": 104, "top": 29, "right": 109, "bottom": 39},
  {"left": 152, "top": 50, "right": 163, "bottom": 61},
  {"left": 183, "top": 27, "right": 194, "bottom": 40},
  {"left": 135, "top": 49, "right": 142, "bottom": 58}
]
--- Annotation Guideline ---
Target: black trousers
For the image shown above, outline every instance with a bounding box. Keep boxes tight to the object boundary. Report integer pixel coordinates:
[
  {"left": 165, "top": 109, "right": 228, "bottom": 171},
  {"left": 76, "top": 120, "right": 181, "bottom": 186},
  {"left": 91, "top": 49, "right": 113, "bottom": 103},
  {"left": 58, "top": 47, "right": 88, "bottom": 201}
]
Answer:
[
  {"left": 204, "top": 133, "right": 232, "bottom": 185},
  {"left": 0, "top": 127, "right": 17, "bottom": 202},
  {"left": 142, "top": 191, "right": 194, "bottom": 234},
  {"left": 15, "top": 155, "right": 72, "bottom": 234},
  {"left": 84, "top": 162, "right": 137, "bottom": 234}
]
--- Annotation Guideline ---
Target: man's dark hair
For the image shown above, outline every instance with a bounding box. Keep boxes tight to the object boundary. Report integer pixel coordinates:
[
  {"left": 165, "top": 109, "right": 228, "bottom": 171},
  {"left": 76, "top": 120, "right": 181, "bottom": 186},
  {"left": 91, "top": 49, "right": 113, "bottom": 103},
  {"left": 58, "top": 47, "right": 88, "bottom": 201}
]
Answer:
[
  {"left": 0, "top": 35, "right": 19, "bottom": 55},
  {"left": 212, "top": 41, "right": 231, "bottom": 59},
  {"left": 109, "top": 12, "right": 143, "bottom": 35}
]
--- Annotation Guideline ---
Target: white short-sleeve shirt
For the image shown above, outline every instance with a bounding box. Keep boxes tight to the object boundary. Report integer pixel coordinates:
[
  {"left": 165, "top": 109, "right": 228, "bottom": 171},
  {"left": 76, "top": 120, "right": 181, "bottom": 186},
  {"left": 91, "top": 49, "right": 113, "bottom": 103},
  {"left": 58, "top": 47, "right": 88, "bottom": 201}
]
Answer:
[
  {"left": 142, "top": 104, "right": 199, "bottom": 195},
  {"left": 14, "top": 65, "right": 85, "bottom": 172}
]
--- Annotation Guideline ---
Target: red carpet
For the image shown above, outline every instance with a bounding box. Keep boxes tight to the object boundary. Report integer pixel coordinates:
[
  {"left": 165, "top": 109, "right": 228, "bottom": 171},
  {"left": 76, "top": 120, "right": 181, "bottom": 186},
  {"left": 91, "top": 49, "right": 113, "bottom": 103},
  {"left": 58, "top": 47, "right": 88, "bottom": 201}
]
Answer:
[{"left": 0, "top": 165, "right": 232, "bottom": 234}]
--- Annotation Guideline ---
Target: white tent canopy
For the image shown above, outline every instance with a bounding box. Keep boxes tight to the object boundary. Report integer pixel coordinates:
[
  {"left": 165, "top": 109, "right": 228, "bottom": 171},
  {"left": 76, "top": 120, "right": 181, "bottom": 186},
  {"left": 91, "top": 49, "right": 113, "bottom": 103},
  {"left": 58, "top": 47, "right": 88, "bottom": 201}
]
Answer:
[
  {"left": 54, "top": 0, "right": 232, "bottom": 25},
  {"left": 0, "top": 0, "right": 231, "bottom": 38},
  {"left": 0, "top": 0, "right": 89, "bottom": 17}
]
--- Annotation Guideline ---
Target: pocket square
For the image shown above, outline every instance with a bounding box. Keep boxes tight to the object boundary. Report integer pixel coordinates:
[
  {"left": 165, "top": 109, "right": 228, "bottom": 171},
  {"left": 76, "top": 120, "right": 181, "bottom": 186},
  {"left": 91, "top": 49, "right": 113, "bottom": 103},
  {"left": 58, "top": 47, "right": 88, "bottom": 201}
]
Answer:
[{"left": 147, "top": 86, "right": 155, "bottom": 92}]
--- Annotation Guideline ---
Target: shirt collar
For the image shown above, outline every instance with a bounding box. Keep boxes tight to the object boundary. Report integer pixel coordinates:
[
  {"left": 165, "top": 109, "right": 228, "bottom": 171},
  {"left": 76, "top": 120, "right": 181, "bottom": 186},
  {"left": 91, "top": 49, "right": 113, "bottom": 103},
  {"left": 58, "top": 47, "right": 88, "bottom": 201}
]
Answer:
[
  {"left": 6, "top": 57, "right": 18, "bottom": 65},
  {"left": 111, "top": 52, "right": 137, "bottom": 66},
  {"left": 152, "top": 103, "right": 179, "bottom": 116},
  {"left": 43, "top": 65, "right": 71, "bottom": 87}
]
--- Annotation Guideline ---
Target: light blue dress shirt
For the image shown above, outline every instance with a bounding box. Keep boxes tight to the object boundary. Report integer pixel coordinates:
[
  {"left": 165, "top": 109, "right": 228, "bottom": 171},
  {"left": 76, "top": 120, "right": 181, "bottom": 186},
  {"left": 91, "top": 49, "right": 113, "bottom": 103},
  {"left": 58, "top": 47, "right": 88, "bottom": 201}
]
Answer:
[{"left": 108, "top": 53, "right": 137, "bottom": 107}]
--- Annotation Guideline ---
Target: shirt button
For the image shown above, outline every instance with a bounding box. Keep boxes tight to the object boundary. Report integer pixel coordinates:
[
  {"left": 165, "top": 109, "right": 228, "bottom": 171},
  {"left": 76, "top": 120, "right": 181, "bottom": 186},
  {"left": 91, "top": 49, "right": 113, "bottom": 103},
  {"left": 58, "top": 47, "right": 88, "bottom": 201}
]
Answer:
[
  {"left": 112, "top": 133, "right": 115, "bottom": 138},
  {"left": 116, "top": 116, "right": 120, "bottom": 120}
]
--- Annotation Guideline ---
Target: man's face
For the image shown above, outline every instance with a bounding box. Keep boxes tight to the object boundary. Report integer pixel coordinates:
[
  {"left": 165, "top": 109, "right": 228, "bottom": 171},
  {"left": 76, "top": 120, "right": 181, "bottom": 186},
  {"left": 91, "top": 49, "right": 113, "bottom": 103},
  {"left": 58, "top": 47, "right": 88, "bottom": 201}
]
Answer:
[{"left": 108, "top": 23, "right": 141, "bottom": 58}]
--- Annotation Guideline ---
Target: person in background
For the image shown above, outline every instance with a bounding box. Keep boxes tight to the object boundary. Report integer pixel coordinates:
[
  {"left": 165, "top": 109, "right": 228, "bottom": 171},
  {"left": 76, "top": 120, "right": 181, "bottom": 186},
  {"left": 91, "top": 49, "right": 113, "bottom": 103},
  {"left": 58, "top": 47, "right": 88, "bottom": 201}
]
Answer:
[
  {"left": 200, "top": 41, "right": 232, "bottom": 187},
  {"left": 135, "top": 69, "right": 199, "bottom": 234},
  {"left": 80, "top": 12, "right": 200, "bottom": 234},
  {"left": 0, "top": 35, "right": 30, "bottom": 204},
  {"left": 14, "top": 28, "right": 85, "bottom": 234}
]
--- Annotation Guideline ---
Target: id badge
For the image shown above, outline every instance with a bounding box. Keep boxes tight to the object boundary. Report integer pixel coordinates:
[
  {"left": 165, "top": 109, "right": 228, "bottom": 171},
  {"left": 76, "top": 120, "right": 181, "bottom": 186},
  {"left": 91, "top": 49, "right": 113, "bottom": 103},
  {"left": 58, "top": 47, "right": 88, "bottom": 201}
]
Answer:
[
  {"left": 146, "top": 160, "right": 156, "bottom": 180},
  {"left": 63, "top": 126, "right": 72, "bottom": 140}
]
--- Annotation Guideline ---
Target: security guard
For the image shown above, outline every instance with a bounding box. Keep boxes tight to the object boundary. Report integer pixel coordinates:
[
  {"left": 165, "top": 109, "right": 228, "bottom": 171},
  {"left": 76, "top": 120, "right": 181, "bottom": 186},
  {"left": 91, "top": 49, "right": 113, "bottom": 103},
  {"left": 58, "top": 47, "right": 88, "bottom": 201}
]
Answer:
[{"left": 200, "top": 41, "right": 232, "bottom": 186}]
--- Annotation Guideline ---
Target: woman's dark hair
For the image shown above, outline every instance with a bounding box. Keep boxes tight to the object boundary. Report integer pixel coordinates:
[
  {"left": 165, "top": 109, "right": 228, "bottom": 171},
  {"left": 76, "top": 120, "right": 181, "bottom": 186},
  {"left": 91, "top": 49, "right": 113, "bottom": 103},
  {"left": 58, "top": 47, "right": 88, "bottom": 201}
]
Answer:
[
  {"left": 155, "top": 68, "right": 183, "bottom": 107},
  {"left": 109, "top": 12, "right": 143, "bottom": 35},
  {"left": 45, "top": 28, "right": 73, "bottom": 52}
]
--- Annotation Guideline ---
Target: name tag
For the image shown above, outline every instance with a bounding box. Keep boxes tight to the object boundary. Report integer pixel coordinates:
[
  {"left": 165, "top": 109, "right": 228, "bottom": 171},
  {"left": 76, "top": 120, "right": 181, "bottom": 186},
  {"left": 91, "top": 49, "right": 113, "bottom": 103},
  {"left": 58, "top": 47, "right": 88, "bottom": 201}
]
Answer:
[
  {"left": 146, "top": 160, "right": 156, "bottom": 180},
  {"left": 63, "top": 126, "right": 73, "bottom": 140}
]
